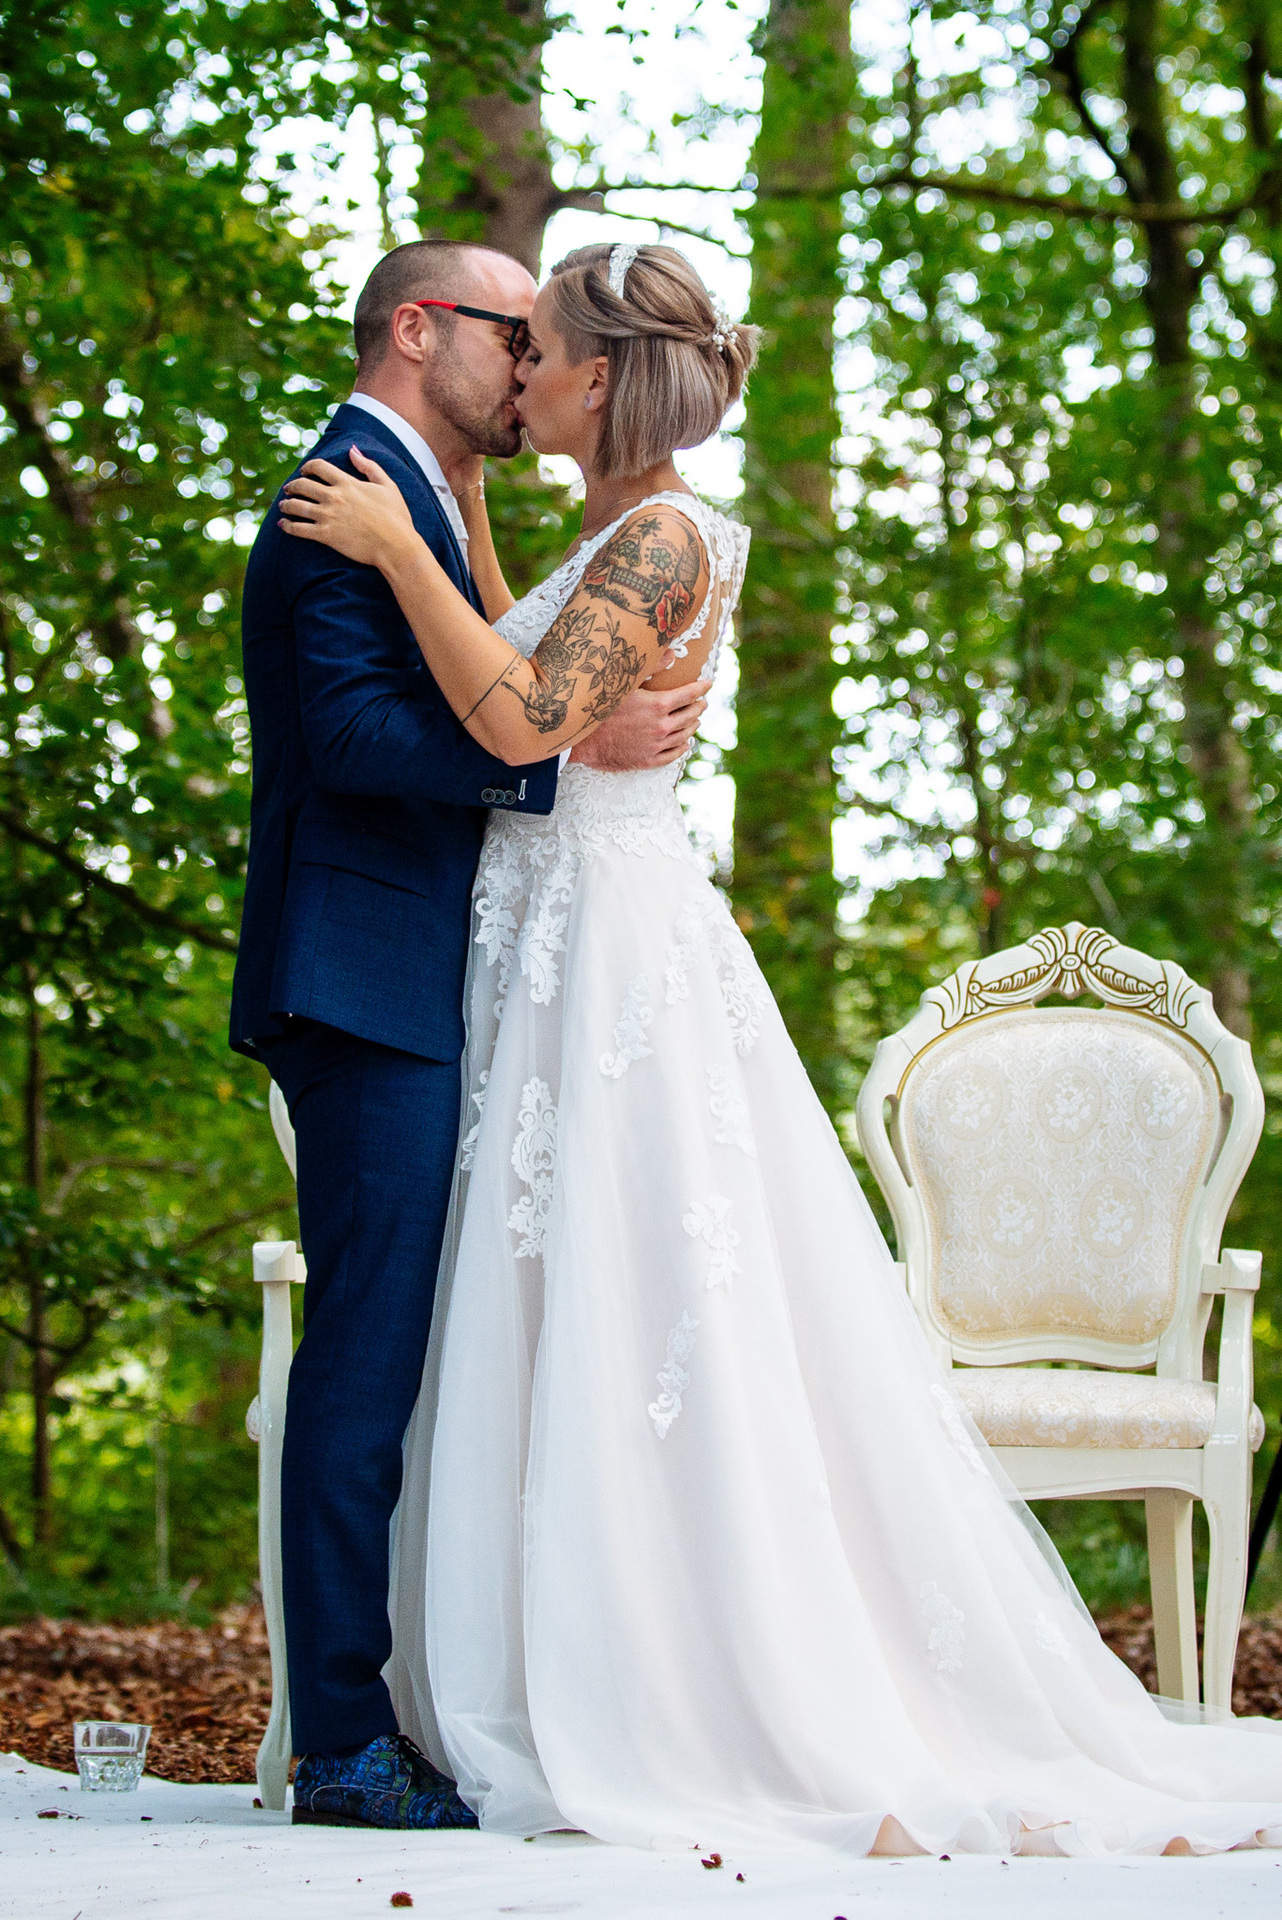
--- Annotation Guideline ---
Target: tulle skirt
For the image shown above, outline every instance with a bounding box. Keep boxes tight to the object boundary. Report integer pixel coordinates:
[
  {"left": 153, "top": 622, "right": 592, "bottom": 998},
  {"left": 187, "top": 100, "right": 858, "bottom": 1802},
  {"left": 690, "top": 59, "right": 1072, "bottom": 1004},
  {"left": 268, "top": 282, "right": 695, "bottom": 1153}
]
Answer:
[{"left": 387, "top": 764, "right": 1282, "bottom": 1857}]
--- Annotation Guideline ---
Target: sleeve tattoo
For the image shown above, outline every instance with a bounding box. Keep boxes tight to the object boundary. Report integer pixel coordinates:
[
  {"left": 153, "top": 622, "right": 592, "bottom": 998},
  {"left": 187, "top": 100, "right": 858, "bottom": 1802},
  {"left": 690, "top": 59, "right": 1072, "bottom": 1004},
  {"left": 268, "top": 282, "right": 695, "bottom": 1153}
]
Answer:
[
  {"left": 581, "top": 513, "right": 701, "bottom": 639},
  {"left": 491, "top": 509, "right": 705, "bottom": 739}
]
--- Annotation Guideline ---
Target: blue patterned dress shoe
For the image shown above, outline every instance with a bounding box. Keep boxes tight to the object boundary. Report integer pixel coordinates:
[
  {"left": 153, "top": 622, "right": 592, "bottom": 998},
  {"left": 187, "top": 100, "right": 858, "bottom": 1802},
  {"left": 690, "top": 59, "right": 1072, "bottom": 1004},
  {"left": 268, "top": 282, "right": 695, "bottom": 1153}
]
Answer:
[{"left": 292, "top": 1732, "right": 480, "bottom": 1829}]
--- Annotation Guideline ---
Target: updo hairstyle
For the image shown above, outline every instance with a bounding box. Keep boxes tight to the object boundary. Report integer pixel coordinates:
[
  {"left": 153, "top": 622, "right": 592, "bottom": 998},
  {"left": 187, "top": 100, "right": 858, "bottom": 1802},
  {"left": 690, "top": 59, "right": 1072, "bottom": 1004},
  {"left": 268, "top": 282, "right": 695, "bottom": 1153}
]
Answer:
[{"left": 545, "top": 243, "right": 760, "bottom": 479}]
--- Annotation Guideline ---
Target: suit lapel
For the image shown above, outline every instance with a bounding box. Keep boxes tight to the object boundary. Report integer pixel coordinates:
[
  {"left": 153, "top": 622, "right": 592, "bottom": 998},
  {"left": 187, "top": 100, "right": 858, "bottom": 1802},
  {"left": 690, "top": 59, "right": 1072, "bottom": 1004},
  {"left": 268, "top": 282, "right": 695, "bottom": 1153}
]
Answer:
[{"left": 324, "top": 404, "right": 484, "bottom": 614}]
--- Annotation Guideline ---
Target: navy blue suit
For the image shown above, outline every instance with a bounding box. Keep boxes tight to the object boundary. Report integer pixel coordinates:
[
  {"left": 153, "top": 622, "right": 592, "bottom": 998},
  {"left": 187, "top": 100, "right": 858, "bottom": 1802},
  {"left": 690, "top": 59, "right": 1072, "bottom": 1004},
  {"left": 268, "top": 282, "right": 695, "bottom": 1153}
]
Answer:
[{"left": 232, "top": 404, "right": 557, "bottom": 1756}]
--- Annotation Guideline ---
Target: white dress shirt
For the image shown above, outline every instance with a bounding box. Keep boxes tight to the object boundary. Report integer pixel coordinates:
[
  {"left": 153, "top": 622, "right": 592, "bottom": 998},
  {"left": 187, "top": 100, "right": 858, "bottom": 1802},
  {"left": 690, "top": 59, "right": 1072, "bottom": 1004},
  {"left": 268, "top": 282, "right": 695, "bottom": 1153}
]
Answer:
[{"left": 344, "top": 392, "right": 469, "bottom": 558}]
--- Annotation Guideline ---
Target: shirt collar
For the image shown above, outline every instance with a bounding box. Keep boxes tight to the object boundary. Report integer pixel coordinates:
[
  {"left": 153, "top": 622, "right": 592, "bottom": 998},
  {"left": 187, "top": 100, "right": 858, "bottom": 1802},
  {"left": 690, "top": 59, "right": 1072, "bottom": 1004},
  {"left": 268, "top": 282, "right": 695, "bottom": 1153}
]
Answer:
[{"left": 344, "top": 392, "right": 469, "bottom": 554}]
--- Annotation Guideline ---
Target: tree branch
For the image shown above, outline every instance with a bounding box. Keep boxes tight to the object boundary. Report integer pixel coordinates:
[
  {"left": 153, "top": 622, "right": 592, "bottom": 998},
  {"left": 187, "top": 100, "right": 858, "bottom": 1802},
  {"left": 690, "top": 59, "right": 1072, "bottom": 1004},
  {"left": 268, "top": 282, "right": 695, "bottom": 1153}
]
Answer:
[
  {"left": 837, "top": 788, "right": 963, "bottom": 845},
  {"left": 0, "top": 338, "right": 142, "bottom": 666},
  {"left": 176, "top": 1199, "right": 297, "bottom": 1253},
  {"left": 591, "top": 165, "right": 1272, "bottom": 230},
  {"left": 0, "top": 806, "right": 237, "bottom": 954},
  {"left": 0, "top": 1496, "right": 25, "bottom": 1572},
  {"left": 1242, "top": 10, "right": 1277, "bottom": 156},
  {"left": 859, "top": 169, "right": 1268, "bottom": 225},
  {"left": 548, "top": 178, "right": 748, "bottom": 250},
  {"left": 1048, "top": 0, "right": 1141, "bottom": 199},
  {"left": 556, "top": 173, "right": 752, "bottom": 197},
  {"left": 0, "top": 1312, "right": 105, "bottom": 1362},
  {"left": 49, "top": 1158, "right": 203, "bottom": 1214}
]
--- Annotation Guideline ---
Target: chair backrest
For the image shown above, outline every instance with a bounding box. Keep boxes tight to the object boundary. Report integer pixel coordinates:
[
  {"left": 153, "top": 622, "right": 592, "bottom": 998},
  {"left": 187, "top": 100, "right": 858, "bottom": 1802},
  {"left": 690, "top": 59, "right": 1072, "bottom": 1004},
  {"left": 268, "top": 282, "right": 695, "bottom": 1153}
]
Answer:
[{"left": 856, "top": 923, "right": 1262, "bottom": 1377}]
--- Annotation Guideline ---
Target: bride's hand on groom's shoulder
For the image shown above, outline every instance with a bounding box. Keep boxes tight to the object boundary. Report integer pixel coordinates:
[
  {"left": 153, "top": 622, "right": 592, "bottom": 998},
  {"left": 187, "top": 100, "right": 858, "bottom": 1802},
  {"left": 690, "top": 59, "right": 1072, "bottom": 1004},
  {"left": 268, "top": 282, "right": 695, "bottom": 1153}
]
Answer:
[
  {"left": 569, "top": 670, "right": 711, "bottom": 771},
  {"left": 278, "top": 447, "right": 422, "bottom": 571}
]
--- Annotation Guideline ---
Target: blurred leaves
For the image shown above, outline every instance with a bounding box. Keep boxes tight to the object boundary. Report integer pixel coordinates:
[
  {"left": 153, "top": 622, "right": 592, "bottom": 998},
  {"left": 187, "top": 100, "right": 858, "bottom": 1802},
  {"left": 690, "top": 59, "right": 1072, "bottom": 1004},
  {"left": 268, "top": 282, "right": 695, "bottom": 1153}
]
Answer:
[{"left": 0, "top": 0, "right": 551, "bottom": 1586}]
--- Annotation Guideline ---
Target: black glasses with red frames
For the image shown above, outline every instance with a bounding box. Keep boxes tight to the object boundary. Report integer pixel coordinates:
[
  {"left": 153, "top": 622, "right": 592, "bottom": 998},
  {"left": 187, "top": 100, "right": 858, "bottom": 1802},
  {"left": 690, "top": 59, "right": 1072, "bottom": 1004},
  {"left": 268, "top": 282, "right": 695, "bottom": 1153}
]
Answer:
[{"left": 413, "top": 299, "right": 530, "bottom": 361}]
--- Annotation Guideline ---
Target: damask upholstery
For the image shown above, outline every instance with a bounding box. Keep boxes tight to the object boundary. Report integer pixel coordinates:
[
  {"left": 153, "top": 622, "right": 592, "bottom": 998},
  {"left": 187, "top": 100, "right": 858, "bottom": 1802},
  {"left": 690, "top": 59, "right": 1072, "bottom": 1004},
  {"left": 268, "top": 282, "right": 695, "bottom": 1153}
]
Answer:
[
  {"left": 897, "top": 1010, "right": 1218, "bottom": 1346},
  {"left": 953, "top": 1366, "right": 1265, "bottom": 1452}
]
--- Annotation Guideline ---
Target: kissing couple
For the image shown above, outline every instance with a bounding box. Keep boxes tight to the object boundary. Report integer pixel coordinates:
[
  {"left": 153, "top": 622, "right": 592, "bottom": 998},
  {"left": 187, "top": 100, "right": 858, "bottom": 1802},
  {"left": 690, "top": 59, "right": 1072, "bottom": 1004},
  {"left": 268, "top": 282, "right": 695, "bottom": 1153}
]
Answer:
[{"left": 231, "top": 237, "right": 1282, "bottom": 1855}]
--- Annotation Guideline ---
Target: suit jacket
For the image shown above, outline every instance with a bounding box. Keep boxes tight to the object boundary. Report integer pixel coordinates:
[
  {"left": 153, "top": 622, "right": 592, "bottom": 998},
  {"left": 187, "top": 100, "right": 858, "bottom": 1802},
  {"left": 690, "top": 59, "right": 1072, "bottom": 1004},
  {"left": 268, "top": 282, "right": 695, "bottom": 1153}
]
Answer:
[{"left": 230, "top": 403, "right": 557, "bottom": 1063}]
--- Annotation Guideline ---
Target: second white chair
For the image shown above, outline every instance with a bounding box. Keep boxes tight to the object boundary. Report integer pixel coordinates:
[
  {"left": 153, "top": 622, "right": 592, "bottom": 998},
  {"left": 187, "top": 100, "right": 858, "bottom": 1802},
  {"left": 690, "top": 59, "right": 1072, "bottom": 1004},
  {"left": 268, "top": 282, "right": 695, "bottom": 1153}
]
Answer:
[{"left": 856, "top": 921, "right": 1265, "bottom": 1717}]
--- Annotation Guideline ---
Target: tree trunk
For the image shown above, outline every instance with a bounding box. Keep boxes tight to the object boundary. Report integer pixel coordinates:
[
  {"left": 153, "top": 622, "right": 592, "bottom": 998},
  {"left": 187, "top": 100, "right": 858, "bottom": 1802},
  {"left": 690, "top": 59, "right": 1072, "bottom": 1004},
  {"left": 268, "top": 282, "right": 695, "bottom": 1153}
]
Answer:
[
  {"left": 1122, "top": 0, "right": 1255, "bottom": 1037},
  {"left": 416, "top": 0, "right": 555, "bottom": 277},
  {"left": 730, "top": 0, "right": 852, "bottom": 1113},
  {"left": 21, "top": 967, "right": 52, "bottom": 1545}
]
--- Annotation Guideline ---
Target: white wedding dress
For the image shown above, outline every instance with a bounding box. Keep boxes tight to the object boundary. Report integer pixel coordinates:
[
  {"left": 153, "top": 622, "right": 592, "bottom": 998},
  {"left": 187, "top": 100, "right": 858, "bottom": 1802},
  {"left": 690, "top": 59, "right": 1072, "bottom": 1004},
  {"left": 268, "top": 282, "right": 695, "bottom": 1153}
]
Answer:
[{"left": 387, "top": 492, "right": 1282, "bottom": 1858}]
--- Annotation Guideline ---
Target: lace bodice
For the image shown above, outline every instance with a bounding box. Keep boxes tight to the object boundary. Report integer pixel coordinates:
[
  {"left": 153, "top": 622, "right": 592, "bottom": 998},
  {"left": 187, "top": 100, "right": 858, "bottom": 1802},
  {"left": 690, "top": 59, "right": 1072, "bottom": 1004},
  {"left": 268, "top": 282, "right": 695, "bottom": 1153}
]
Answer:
[
  {"left": 493, "top": 490, "right": 749, "bottom": 676},
  {"left": 476, "top": 491, "right": 748, "bottom": 959}
]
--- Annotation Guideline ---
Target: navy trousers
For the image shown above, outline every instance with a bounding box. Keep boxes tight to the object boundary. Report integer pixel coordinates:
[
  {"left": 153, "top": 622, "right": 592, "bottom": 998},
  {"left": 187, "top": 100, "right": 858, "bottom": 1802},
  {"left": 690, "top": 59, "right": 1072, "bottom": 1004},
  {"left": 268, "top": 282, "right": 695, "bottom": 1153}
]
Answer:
[{"left": 258, "top": 1017, "right": 461, "bottom": 1758}]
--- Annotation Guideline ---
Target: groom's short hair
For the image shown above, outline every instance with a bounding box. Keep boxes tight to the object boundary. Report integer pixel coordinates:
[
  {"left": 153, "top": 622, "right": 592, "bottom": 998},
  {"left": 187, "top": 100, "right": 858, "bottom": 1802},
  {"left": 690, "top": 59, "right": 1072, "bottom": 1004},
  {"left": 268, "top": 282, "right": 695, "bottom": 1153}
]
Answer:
[{"left": 353, "top": 240, "right": 500, "bottom": 370}]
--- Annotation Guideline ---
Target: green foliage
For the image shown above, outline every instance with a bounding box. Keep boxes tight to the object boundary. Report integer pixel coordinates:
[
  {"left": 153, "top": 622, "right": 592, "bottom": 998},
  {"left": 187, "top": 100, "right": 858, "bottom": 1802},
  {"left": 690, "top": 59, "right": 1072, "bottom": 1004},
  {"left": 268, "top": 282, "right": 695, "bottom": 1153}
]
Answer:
[
  {"left": 732, "top": 0, "right": 854, "bottom": 1116},
  {"left": 0, "top": 0, "right": 563, "bottom": 1593},
  {"left": 831, "top": 1, "right": 1282, "bottom": 1600}
]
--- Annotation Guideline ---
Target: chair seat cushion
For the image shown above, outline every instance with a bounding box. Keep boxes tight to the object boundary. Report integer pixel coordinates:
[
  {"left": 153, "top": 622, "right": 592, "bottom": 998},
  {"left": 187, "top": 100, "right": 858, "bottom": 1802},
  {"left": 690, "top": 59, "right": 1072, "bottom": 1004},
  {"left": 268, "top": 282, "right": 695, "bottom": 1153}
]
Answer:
[{"left": 953, "top": 1367, "right": 1265, "bottom": 1452}]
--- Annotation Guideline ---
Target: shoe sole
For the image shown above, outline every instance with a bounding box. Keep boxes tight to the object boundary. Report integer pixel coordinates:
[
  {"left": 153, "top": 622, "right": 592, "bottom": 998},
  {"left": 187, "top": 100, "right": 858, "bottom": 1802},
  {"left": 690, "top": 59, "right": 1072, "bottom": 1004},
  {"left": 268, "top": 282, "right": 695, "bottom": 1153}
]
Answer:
[
  {"left": 292, "top": 1807, "right": 478, "bottom": 1831},
  {"left": 293, "top": 1808, "right": 380, "bottom": 1828}
]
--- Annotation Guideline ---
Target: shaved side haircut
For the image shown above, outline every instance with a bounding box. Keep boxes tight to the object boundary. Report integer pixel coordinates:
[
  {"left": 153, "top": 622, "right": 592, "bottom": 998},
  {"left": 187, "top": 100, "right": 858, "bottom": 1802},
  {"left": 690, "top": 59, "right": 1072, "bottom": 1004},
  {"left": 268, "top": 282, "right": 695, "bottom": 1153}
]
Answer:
[{"left": 352, "top": 240, "right": 505, "bottom": 371}]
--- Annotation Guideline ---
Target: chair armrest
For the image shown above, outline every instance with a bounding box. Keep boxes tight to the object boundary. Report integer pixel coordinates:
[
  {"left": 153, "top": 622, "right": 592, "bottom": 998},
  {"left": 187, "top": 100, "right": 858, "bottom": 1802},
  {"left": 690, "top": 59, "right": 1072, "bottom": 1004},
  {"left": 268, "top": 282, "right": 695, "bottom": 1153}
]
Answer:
[
  {"left": 1205, "top": 1251, "right": 1260, "bottom": 1451},
  {"left": 253, "top": 1239, "right": 307, "bottom": 1286},
  {"left": 1201, "top": 1249, "right": 1262, "bottom": 1295}
]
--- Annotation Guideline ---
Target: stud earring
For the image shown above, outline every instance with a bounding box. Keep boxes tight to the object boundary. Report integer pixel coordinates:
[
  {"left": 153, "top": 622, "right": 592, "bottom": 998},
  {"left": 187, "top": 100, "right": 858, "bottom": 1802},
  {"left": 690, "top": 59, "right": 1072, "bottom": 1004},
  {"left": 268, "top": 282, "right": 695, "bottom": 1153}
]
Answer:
[{"left": 583, "top": 396, "right": 592, "bottom": 411}]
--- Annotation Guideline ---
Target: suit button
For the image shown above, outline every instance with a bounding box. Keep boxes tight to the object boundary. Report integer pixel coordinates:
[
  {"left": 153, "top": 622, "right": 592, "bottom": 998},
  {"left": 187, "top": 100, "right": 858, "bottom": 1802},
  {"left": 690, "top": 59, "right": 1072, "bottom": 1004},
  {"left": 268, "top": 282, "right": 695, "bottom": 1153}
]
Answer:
[
  {"left": 480, "top": 787, "right": 496, "bottom": 803},
  {"left": 502, "top": 790, "right": 516, "bottom": 804}
]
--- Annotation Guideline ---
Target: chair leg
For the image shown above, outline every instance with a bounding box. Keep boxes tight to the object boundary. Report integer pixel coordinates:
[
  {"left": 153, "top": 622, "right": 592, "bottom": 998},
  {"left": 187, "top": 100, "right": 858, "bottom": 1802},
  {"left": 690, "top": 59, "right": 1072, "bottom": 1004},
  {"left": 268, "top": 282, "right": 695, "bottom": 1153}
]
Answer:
[
  {"left": 1202, "top": 1470, "right": 1250, "bottom": 1721},
  {"left": 253, "top": 1243, "right": 297, "bottom": 1810},
  {"left": 1145, "top": 1489, "right": 1199, "bottom": 1704}
]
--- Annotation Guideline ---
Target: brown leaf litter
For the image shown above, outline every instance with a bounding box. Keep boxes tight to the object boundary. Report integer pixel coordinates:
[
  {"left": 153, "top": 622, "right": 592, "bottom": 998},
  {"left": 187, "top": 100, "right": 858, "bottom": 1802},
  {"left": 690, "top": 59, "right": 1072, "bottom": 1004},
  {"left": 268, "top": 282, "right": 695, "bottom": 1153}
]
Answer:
[{"left": 0, "top": 1605, "right": 1278, "bottom": 1785}]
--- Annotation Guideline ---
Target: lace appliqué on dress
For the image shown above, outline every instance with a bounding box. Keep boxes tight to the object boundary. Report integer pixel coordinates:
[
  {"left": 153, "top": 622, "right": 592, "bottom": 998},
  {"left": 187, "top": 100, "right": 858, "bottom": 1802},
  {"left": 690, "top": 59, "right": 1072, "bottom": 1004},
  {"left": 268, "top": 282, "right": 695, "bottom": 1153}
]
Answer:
[
  {"left": 600, "top": 975, "right": 655, "bottom": 1078},
  {"left": 648, "top": 1310, "right": 699, "bottom": 1439},
  {"left": 473, "top": 838, "right": 524, "bottom": 1018},
  {"left": 683, "top": 1194, "right": 742, "bottom": 1292},
  {"left": 1034, "top": 1611, "right": 1073, "bottom": 1662},
  {"left": 664, "top": 900, "right": 705, "bottom": 1006},
  {"left": 920, "top": 1581, "right": 966, "bottom": 1676},
  {"left": 508, "top": 1077, "right": 557, "bottom": 1259},
  {"left": 475, "top": 772, "right": 702, "bottom": 1019},
  {"left": 930, "top": 1382, "right": 987, "bottom": 1473},
  {"left": 459, "top": 1070, "right": 489, "bottom": 1173},
  {"left": 707, "top": 1065, "right": 756, "bottom": 1155},
  {"left": 663, "top": 895, "right": 769, "bottom": 1054}
]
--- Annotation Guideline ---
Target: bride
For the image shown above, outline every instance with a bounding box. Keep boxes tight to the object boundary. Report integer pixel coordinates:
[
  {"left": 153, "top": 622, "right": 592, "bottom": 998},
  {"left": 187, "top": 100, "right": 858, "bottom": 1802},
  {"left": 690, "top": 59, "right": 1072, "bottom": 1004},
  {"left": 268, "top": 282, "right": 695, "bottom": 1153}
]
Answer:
[{"left": 277, "top": 240, "right": 1282, "bottom": 1859}]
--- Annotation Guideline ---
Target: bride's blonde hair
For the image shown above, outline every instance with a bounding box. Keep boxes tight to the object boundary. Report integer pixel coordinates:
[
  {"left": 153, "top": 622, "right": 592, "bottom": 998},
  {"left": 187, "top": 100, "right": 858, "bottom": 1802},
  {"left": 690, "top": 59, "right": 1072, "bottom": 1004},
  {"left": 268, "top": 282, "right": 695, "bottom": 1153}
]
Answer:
[{"left": 545, "top": 244, "right": 759, "bottom": 479}]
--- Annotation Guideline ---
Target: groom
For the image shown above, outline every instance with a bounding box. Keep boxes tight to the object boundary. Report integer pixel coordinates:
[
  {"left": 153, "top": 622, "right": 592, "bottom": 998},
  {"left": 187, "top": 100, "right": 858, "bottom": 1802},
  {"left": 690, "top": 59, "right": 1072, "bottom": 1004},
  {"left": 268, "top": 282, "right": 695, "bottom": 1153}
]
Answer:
[{"left": 230, "top": 239, "right": 709, "bottom": 1829}]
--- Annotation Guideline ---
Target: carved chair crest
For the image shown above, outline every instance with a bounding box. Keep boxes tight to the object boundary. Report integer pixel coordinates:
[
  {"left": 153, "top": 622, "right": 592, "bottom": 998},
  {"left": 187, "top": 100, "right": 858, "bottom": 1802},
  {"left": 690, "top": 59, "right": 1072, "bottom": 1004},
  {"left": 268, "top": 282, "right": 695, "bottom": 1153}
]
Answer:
[{"left": 857, "top": 923, "right": 1262, "bottom": 1374}]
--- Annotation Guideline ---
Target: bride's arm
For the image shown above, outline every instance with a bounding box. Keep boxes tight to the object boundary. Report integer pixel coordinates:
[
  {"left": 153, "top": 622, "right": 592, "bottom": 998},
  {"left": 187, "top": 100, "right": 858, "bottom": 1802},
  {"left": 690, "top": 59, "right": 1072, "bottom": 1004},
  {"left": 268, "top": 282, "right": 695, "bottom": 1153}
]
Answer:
[
  {"left": 449, "top": 457, "right": 515, "bottom": 623},
  {"left": 280, "top": 450, "right": 706, "bottom": 767}
]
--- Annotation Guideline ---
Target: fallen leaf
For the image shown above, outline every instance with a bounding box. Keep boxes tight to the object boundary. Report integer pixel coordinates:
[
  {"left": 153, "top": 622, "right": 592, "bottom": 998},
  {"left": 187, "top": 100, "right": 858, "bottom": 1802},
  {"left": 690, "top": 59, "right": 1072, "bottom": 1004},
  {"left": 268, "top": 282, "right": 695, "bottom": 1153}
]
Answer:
[
  {"left": 701, "top": 1853, "right": 723, "bottom": 1869},
  {"left": 390, "top": 1896, "right": 413, "bottom": 1910}
]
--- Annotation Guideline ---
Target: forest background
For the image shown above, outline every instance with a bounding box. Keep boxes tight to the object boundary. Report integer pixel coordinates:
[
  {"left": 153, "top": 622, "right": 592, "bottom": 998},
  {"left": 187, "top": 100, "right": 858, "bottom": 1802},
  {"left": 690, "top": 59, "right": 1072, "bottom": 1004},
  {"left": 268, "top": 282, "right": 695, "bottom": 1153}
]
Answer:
[{"left": 1, "top": 0, "right": 1281, "bottom": 1628}]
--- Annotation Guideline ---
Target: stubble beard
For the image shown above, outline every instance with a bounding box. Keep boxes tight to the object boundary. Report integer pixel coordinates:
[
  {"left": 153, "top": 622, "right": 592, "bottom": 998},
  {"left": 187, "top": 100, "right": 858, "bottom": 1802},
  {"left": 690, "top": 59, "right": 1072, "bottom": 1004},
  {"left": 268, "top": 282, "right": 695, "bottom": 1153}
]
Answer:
[{"left": 427, "top": 343, "right": 523, "bottom": 459}]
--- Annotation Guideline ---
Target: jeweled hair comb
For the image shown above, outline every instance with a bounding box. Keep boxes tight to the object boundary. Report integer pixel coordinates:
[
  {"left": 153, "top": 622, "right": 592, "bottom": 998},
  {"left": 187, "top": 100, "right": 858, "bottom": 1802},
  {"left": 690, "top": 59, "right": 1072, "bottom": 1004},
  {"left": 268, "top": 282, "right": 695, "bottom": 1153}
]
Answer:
[{"left": 607, "top": 243, "right": 639, "bottom": 297}]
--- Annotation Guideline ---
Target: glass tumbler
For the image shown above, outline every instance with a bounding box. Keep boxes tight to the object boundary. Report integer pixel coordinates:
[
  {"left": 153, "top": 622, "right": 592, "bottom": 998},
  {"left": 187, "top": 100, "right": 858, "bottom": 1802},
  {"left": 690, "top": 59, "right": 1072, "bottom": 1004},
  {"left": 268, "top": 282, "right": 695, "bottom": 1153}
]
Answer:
[{"left": 73, "top": 1720, "right": 151, "bottom": 1792}]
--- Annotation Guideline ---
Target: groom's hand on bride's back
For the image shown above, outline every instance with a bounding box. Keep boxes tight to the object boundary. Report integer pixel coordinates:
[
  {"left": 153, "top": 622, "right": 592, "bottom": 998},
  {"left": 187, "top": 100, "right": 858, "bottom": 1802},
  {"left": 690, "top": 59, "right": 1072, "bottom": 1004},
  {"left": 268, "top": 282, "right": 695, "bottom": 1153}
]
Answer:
[{"left": 569, "top": 669, "right": 711, "bottom": 771}]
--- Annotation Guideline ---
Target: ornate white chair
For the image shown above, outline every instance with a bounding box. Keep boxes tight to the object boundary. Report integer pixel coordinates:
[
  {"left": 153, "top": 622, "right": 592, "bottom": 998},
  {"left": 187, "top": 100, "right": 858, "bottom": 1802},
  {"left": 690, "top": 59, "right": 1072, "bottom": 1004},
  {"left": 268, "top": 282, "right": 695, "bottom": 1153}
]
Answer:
[
  {"left": 855, "top": 923, "right": 1265, "bottom": 1717},
  {"left": 244, "top": 1083, "right": 303, "bottom": 1810}
]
